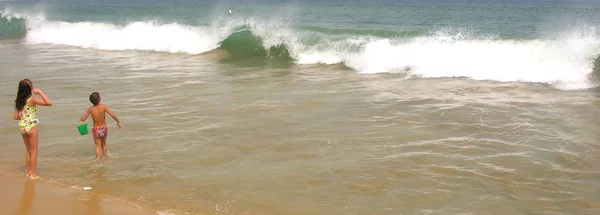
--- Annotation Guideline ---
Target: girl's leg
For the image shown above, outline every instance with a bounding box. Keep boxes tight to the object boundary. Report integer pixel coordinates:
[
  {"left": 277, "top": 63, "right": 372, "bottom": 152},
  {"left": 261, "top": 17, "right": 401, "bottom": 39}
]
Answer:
[
  {"left": 21, "top": 133, "right": 31, "bottom": 177},
  {"left": 27, "top": 126, "right": 39, "bottom": 179}
]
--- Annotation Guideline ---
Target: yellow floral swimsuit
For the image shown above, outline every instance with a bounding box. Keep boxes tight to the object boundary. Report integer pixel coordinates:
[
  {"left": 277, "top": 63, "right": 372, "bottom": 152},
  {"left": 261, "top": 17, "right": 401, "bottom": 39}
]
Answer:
[{"left": 19, "top": 98, "right": 39, "bottom": 135}]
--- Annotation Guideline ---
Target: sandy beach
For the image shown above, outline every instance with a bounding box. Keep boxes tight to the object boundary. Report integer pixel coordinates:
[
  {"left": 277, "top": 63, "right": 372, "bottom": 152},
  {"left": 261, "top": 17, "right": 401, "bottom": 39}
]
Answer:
[{"left": 0, "top": 174, "right": 157, "bottom": 215}]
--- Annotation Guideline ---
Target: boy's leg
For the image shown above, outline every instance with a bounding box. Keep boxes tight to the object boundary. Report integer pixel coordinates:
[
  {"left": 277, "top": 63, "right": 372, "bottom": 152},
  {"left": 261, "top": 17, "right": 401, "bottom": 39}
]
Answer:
[
  {"left": 101, "top": 137, "right": 108, "bottom": 157},
  {"left": 93, "top": 136, "right": 101, "bottom": 160}
]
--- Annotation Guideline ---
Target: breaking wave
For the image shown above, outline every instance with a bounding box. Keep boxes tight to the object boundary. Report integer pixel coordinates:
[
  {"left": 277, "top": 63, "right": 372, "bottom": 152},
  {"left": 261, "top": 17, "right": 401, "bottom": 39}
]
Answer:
[{"left": 2, "top": 10, "right": 600, "bottom": 90}]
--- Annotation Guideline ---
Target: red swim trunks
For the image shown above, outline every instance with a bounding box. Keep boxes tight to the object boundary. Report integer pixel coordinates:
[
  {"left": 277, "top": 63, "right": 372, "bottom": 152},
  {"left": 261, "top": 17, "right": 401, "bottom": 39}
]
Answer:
[{"left": 92, "top": 126, "right": 108, "bottom": 139}]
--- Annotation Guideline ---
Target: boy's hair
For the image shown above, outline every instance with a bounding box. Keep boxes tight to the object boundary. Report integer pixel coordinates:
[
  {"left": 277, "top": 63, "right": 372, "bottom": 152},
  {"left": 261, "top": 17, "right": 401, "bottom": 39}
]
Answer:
[{"left": 89, "top": 92, "right": 100, "bottom": 105}]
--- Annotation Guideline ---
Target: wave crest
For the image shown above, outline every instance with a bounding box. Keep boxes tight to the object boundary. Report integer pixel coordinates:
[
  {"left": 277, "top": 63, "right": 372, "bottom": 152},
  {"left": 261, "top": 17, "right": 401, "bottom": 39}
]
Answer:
[
  {"left": 3, "top": 10, "right": 600, "bottom": 90},
  {"left": 0, "top": 12, "right": 27, "bottom": 39},
  {"left": 218, "top": 27, "right": 292, "bottom": 61}
]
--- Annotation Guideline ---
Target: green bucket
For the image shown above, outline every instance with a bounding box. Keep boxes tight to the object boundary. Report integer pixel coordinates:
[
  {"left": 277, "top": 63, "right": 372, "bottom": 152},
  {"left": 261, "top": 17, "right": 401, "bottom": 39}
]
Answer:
[{"left": 77, "top": 123, "right": 88, "bottom": 135}]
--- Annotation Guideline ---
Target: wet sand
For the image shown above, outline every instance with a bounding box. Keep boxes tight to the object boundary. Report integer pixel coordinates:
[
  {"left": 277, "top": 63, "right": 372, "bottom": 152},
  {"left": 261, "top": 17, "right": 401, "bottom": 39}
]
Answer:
[{"left": 0, "top": 174, "right": 157, "bottom": 215}]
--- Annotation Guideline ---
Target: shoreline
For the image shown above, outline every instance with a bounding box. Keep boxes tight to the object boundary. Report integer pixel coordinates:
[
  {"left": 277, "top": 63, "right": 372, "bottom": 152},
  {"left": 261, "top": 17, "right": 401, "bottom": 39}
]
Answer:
[{"left": 0, "top": 173, "right": 158, "bottom": 215}]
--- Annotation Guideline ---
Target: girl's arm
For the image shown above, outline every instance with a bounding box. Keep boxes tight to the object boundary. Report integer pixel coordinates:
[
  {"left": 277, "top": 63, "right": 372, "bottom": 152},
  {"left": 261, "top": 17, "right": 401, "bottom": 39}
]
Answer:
[
  {"left": 81, "top": 108, "right": 90, "bottom": 122},
  {"left": 13, "top": 109, "right": 20, "bottom": 120},
  {"left": 105, "top": 106, "right": 122, "bottom": 128},
  {"left": 31, "top": 88, "right": 52, "bottom": 106}
]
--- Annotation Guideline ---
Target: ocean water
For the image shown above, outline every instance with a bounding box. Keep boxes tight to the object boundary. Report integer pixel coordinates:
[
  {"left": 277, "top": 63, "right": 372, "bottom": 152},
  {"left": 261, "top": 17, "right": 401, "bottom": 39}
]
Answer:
[{"left": 1, "top": 0, "right": 600, "bottom": 214}]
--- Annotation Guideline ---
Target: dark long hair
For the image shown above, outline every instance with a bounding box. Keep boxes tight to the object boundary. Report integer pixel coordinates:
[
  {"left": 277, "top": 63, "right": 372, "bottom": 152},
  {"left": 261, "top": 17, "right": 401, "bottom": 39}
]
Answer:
[{"left": 15, "top": 79, "right": 32, "bottom": 111}]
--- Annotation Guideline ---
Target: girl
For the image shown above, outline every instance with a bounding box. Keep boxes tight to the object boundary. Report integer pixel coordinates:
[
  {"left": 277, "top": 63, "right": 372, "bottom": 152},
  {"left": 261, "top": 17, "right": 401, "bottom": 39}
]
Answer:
[{"left": 13, "top": 79, "right": 52, "bottom": 179}]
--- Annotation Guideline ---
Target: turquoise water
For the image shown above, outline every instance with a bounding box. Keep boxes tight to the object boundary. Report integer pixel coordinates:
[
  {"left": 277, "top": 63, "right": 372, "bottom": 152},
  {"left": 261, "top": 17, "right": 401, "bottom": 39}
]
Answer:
[
  {"left": 1, "top": 1, "right": 600, "bottom": 215},
  {"left": 3, "top": 0, "right": 600, "bottom": 36}
]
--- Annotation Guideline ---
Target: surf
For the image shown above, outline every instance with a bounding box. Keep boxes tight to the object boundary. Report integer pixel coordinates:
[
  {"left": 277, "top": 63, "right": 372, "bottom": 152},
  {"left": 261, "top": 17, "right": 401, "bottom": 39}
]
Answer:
[
  {"left": 0, "top": 12, "right": 27, "bottom": 39},
  {"left": 3, "top": 10, "right": 600, "bottom": 90}
]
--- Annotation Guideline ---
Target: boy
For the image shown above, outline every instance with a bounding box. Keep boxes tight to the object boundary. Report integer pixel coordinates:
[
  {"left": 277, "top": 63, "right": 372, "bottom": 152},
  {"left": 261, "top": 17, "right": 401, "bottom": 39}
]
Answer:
[{"left": 81, "top": 92, "right": 122, "bottom": 160}]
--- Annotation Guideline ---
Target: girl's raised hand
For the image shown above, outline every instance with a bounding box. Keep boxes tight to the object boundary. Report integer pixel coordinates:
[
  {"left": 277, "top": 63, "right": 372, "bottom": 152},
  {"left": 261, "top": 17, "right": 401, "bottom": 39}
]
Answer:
[{"left": 32, "top": 88, "right": 42, "bottom": 95}]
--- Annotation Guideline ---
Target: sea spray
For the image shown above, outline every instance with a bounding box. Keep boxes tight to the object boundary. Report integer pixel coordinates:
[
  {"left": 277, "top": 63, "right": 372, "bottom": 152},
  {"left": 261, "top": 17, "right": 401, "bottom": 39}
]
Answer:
[
  {"left": 3, "top": 10, "right": 600, "bottom": 90},
  {"left": 0, "top": 12, "right": 27, "bottom": 39}
]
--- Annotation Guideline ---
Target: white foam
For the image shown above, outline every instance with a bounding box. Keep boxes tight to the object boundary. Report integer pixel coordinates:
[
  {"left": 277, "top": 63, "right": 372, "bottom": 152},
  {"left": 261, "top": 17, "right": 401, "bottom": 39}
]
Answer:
[
  {"left": 294, "top": 28, "right": 600, "bottom": 90},
  {"left": 19, "top": 11, "right": 297, "bottom": 56},
  {"left": 5, "top": 10, "right": 600, "bottom": 90},
  {"left": 342, "top": 32, "right": 600, "bottom": 90},
  {"left": 298, "top": 52, "right": 342, "bottom": 65},
  {"left": 25, "top": 20, "right": 222, "bottom": 54}
]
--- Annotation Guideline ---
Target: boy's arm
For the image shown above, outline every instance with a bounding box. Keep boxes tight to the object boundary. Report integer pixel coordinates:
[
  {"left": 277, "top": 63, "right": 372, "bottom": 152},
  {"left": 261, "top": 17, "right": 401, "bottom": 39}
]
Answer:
[
  {"left": 13, "top": 109, "right": 20, "bottom": 120},
  {"left": 81, "top": 108, "right": 91, "bottom": 122},
  {"left": 105, "top": 106, "right": 122, "bottom": 128}
]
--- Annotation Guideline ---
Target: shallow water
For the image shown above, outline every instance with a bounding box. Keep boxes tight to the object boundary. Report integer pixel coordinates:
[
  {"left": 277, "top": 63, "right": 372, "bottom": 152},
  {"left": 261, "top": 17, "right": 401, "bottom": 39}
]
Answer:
[{"left": 1, "top": 41, "right": 599, "bottom": 215}]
